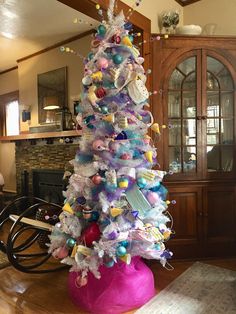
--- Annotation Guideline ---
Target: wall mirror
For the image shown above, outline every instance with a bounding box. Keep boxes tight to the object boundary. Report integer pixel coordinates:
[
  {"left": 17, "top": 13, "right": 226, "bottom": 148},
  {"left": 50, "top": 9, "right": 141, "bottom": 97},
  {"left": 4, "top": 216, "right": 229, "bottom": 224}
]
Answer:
[{"left": 38, "top": 67, "right": 67, "bottom": 124}]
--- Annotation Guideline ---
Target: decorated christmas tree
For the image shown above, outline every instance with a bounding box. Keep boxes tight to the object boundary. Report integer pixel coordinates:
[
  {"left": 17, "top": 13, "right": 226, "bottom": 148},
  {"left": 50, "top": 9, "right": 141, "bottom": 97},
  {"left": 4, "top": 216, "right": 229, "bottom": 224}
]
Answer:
[{"left": 49, "top": 1, "right": 173, "bottom": 312}]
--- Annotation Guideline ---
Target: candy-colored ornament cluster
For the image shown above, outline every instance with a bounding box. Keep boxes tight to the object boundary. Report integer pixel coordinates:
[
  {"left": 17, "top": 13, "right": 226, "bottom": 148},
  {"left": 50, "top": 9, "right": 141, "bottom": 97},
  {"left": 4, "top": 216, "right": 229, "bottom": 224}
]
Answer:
[{"left": 49, "top": 0, "right": 173, "bottom": 286}]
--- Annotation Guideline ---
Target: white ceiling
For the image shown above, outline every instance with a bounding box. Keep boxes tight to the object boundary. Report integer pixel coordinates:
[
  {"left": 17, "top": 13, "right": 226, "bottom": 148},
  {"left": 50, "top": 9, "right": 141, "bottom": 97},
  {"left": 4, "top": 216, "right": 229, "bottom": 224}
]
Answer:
[{"left": 0, "top": 0, "right": 98, "bottom": 72}]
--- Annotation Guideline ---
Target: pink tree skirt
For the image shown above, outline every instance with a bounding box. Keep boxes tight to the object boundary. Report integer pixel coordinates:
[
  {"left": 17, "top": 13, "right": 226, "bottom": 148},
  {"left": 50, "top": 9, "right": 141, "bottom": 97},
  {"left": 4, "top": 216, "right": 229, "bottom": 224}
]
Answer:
[{"left": 68, "top": 257, "right": 155, "bottom": 314}]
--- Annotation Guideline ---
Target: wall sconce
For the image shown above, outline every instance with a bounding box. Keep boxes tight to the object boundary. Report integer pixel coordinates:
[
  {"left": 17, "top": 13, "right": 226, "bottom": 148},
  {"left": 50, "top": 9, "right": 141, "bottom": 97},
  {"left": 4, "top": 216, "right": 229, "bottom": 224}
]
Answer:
[{"left": 22, "top": 110, "right": 31, "bottom": 122}]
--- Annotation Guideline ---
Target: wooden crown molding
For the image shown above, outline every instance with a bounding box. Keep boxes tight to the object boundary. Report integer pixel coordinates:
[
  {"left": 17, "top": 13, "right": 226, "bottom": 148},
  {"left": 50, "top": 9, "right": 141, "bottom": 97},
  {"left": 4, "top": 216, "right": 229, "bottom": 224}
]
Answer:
[{"left": 0, "top": 66, "right": 18, "bottom": 76}]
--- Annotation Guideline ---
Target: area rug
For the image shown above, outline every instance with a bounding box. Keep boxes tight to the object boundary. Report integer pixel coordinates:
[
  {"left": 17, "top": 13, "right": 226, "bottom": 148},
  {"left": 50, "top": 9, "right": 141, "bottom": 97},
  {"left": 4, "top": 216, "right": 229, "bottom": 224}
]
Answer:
[
  {"left": 136, "top": 262, "right": 236, "bottom": 314},
  {"left": 0, "top": 250, "right": 10, "bottom": 269}
]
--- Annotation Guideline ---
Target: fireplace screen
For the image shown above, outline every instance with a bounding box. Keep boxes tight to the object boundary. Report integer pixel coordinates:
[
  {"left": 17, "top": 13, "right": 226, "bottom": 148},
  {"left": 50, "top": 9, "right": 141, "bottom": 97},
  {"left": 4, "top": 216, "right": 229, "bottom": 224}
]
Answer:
[{"left": 32, "top": 169, "right": 64, "bottom": 205}]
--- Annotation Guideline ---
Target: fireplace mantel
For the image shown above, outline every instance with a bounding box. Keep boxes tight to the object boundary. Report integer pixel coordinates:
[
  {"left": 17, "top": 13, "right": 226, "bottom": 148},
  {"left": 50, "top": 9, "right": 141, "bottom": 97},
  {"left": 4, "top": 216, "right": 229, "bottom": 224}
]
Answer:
[{"left": 0, "top": 130, "right": 82, "bottom": 142}]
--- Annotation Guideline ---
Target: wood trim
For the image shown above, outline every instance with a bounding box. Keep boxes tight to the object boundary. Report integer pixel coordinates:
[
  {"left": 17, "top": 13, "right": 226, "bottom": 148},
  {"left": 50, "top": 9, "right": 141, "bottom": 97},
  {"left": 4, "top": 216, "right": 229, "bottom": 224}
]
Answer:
[
  {"left": 17, "top": 30, "right": 94, "bottom": 64},
  {"left": 0, "top": 91, "right": 19, "bottom": 104},
  {"left": 175, "top": 0, "right": 201, "bottom": 6},
  {"left": 0, "top": 130, "right": 82, "bottom": 141},
  {"left": 57, "top": 0, "right": 151, "bottom": 33},
  {"left": 0, "top": 66, "right": 18, "bottom": 76}
]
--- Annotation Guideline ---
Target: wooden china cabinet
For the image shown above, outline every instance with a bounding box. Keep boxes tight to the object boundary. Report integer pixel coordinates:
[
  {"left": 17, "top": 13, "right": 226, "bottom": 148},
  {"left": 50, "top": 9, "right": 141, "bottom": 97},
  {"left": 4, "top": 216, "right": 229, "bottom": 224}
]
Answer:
[{"left": 152, "top": 36, "right": 236, "bottom": 259}]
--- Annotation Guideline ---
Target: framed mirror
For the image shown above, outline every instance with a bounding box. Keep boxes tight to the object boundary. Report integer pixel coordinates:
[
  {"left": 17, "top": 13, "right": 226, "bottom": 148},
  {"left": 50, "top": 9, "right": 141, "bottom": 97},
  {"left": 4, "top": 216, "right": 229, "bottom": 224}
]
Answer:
[{"left": 38, "top": 67, "right": 68, "bottom": 124}]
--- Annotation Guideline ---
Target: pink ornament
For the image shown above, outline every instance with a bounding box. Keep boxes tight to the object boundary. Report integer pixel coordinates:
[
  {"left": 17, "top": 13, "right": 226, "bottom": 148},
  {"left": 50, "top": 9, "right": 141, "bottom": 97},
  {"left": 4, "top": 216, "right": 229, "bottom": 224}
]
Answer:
[
  {"left": 80, "top": 222, "right": 101, "bottom": 247},
  {"left": 97, "top": 57, "right": 109, "bottom": 69},
  {"left": 92, "top": 174, "right": 102, "bottom": 185},
  {"left": 53, "top": 246, "right": 69, "bottom": 259},
  {"left": 75, "top": 275, "right": 88, "bottom": 288},
  {"left": 146, "top": 191, "right": 160, "bottom": 205},
  {"left": 92, "top": 139, "right": 105, "bottom": 151},
  {"left": 120, "top": 153, "right": 131, "bottom": 160}
]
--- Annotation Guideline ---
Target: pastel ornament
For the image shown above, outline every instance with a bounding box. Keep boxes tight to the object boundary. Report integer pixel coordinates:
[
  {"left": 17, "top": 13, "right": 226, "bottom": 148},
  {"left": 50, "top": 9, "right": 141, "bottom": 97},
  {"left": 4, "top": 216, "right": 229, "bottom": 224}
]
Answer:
[
  {"left": 92, "top": 139, "right": 106, "bottom": 151},
  {"left": 118, "top": 177, "right": 129, "bottom": 189},
  {"left": 137, "top": 177, "right": 147, "bottom": 188},
  {"left": 101, "top": 106, "right": 109, "bottom": 114},
  {"left": 92, "top": 174, "right": 102, "bottom": 185},
  {"left": 145, "top": 151, "right": 153, "bottom": 163},
  {"left": 97, "top": 57, "right": 109, "bottom": 70},
  {"left": 121, "top": 36, "right": 133, "bottom": 47},
  {"left": 52, "top": 246, "right": 69, "bottom": 259},
  {"left": 110, "top": 207, "right": 124, "bottom": 217},
  {"left": 88, "top": 86, "right": 99, "bottom": 106},
  {"left": 146, "top": 191, "right": 160, "bottom": 205},
  {"left": 116, "top": 246, "right": 127, "bottom": 257}
]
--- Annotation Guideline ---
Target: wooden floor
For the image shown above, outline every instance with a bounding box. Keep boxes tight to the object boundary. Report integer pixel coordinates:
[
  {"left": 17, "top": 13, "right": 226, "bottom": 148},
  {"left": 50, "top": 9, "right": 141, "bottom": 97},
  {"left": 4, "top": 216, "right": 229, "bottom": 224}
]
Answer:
[{"left": 0, "top": 257, "right": 236, "bottom": 314}]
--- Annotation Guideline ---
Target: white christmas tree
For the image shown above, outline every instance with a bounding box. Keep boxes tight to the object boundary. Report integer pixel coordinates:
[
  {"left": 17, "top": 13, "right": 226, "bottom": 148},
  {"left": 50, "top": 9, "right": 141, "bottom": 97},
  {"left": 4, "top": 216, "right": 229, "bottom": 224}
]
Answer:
[{"left": 49, "top": 0, "right": 172, "bottom": 287}]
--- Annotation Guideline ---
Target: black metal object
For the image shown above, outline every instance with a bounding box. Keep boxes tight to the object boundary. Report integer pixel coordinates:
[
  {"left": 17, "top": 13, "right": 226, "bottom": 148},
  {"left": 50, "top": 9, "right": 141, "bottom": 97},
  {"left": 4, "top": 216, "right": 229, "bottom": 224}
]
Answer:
[{"left": 0, "top": 196, "right": 67, "bottom": 273}]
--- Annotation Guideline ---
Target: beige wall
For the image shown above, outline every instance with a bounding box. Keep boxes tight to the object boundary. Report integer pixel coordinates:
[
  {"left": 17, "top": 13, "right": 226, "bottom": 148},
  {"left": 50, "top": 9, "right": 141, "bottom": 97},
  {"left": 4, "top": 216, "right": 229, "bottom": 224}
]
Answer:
[
  {"left": 124, "top": 0, "right": 183, "bottom": 33},
  {"left": 0, "top": 69, "right": 18, "bottom": 94},
  {"left": 0, "top": 69, "right": 18, "bottom": 192},
  {"left": 19, "top": 35, "right": 91, "bottom": 131},
  {"left": 184, "top": 0, "right": 236, "bottom": 35}
]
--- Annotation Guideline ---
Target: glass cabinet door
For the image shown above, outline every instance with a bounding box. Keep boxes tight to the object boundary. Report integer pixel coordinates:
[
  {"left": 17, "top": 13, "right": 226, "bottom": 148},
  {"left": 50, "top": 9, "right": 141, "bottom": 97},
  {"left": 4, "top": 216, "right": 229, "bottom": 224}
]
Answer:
[
  {"left": 168, "top": 56, "right": 197, "bottom": 174},
  {"left": 206, "top": 57, "right": 234, "bottom": 172}
]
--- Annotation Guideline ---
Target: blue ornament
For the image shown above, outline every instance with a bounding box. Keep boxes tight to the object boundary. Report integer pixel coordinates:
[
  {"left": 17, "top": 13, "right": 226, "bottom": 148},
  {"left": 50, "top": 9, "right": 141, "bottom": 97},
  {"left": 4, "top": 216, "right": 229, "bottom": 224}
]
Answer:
[
  {"left": 105, "top": 260, "right": 115, "bottom": 268},
  {"left": 124, "top": 22, "right": 133, "bottom": 30},
  {"left": 116, "top": 246, "right": 127, "bottom": 257},
  {"left": 119, "top": 240, "right": 129, "bottom": 248},
  {"left": 90, "top": 211, "right": 99, "bottom": 222},
  {"left": 112, "top": 54, "right": 124, "bottom": 64},
  {"left": 150, "top": 182, "right": 161, "bottom": 192},
  {"left": 66, "top": 238, "right": 76, "bottom": 248},
  {"left": 77, "top": 196, "right": 86, "bottom": 205},
  {"left": 137, "top": 177, "right": 147, "bottom": 188},
  {"left": 97, "top": 24, "right": 106, "bottom": 36}
]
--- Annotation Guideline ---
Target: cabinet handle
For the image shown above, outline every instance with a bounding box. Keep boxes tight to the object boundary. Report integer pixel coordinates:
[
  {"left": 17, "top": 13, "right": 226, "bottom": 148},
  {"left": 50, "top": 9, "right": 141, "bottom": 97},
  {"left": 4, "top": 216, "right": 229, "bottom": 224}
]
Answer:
[
  {"left": 197, "top": 116, "right": 202, "bottom": 120},
  {"left": 202, "top": 116, "right": 207, "bottom": 120}
]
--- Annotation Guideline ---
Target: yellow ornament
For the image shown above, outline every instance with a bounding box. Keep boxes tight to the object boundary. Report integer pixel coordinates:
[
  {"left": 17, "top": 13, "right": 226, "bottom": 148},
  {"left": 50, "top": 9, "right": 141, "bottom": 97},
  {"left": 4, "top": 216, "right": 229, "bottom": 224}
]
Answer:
[
  {"left": 118, "top": 179, "right": 129, "bottom": 188},
  {"left": 163, "top": 230, "right": 172, "bottom": 240},
  {"left": 103, "top": 114, "right": 115, "bottom": 123},
  {"left": 95, "top": 4, "right": 100, "bottom": 10},
  {"left": 71, "top": 244, "right": 78, "bottom": 258},
  {"left": 151, "top": 123, "right": 160, "bottom": 134},
  {"left": 77, "top": 245, "right": 92, "bottom": 256},
  {"left": 91, "top": 71, "right": 103, "bottom": 81},
  {"left": 62, "top": 202, "right": 74, "bottom": 215},
  {"left": 110, "top": 207, "right": 123, "bottom": 217},
  {"left": 145, "top": 151, "right": 153, "bottom": 163},
  {"left": 121, "top": 36, "right": 133, "bottom": 47},
  {"left": 119, "top": 253, "right": 131, "bottom": 264},
  {"left": 88, "top": 85, "right": 98, "bottom": 106}
]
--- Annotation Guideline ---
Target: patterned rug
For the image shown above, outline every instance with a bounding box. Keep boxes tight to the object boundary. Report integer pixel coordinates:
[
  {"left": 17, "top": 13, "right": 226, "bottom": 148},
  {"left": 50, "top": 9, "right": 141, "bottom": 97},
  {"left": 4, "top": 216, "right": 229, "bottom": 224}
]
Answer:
[
  {"left": 136, "top": 262, "right": 236, "bottom": 314},
  {"left": 0, "top": 251, "right": 10, "bottom": 269}
]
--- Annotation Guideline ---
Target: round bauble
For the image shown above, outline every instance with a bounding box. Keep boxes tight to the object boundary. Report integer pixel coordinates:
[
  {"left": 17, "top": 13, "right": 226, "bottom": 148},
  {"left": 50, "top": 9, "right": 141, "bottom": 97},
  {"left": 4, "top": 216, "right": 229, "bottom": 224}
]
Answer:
[
  {"left": 80, "top": 222, "right": 100, "bottom": 247},
  {"left": 111, "top": 34, "right": 121, "bottom": 44},
  {"left": 116, "top": 246, "right": 127, "bottom": 257},
  {"left": 97, "top": 24, "right": 106, "bottom": 36},
  {"left": 95, "top": 87, "right": 106, "bottom": 98},
  {"left": 146, "top": 191, "right": 160, "bottom": 205},
  {"left": 92, "top": 139, "right": 105, "bottom": 151},
  {"left": 112, "top": 54, "right": 124, "bottom": 65},
  {"left": 101, "top": 106, "right": 109, "bottom": 114},
  {"left": 53, "top": 246, "right": 69, "bottom": 259},
  {"left": 92, "top": 174, "right": 102, "bottom": 185},
  {"left": 66, "top": 238, "right": 76, "bottom": 248},
  {"left": 96, "top": 57, "right": 109, "bottom": 70},
  {"left": 120, "top": 153, "right": 131, "bottom": 160},
  {"left": 137, "top": 177, "right": 147, "bottom": 188}
]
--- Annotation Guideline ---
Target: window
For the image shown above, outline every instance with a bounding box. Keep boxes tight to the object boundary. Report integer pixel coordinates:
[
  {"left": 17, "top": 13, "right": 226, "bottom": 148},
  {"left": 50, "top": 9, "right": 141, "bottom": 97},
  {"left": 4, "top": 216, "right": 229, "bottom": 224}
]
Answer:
[{"left": 6, "top": 100, "right": 20, "bottom": 136}]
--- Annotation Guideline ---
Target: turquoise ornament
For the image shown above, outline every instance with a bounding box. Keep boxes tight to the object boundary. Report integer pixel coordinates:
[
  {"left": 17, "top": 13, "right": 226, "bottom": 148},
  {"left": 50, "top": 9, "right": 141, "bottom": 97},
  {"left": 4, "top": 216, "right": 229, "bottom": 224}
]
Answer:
[
  {"left": 128, "top": 35, "right": 134, "bottom": 43},
  {"left": 105, "top": 260, "right": 115, "bottom": 268},
  {"left": 137, "top": 177, "right": 147, "bottom": 188},
  {"left": 116, "top": 246, "right": 127, "bottom": 257},
  {"left": 112, "top": 54, "right": 124, "bottom": 65},
  {"left": 66, "top": 238, "right": 76, "bottom": 248},
  {"left": 119, "top": 240, "right": 129, "bottom": 248},
  {"left": 88, "top": 52, "right": 94, "bottom": 60},
  {"left": 97, "top": 24, "right": 106, "bottom": 36}
]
